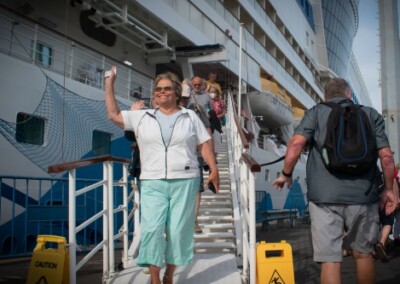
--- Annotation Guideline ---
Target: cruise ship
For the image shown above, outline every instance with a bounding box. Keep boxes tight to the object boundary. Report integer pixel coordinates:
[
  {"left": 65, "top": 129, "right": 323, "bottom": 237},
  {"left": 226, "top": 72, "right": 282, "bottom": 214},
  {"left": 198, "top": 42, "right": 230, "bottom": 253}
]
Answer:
[{"left": 0, "top": 0, "right": 373, "bottom": 283}]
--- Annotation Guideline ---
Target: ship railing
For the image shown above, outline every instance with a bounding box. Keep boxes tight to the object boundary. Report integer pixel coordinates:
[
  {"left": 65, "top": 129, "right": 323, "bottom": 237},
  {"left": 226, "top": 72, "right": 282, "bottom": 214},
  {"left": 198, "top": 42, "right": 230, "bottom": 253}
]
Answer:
[
  {"left": 0, "top": 175, "right": 92, "bottom": 258},
  {"left": 226, "top": 90, "right": 260, "bottom": 284},
  {"left": 0, "top": 174, "right": 117, "bottom": 258},
  {"left": 48, "top": 155, "right": 136, "bottom": 284},
  {"left": 0, "top": 11, "right": 153, "bottom": 102}
]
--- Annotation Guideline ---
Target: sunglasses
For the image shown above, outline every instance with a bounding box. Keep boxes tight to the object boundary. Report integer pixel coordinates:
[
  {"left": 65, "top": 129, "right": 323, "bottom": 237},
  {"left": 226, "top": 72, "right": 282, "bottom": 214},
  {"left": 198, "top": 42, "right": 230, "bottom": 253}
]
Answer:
[
  {"left": 155, "top": 86, "right": 174, "bottom": 92},
  {"left": 192, "top": 83, "right": 202, "bottom": 87}
]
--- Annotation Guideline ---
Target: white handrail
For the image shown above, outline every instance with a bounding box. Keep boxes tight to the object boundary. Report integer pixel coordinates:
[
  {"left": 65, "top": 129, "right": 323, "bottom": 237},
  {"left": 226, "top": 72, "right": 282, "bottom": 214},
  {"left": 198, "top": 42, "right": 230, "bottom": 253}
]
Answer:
[
  {"left": 226, "top": 91, "right": 258, "bottom": 284},
  {"left": 65, "top": 158, "right": 135, "bottom": 283}
]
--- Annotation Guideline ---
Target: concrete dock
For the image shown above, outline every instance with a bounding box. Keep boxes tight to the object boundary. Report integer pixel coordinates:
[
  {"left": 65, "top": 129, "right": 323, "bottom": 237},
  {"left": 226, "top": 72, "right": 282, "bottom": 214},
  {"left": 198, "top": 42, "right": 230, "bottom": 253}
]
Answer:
[{"left": 1, "top": 222, "right": 399, "bottom": 283}]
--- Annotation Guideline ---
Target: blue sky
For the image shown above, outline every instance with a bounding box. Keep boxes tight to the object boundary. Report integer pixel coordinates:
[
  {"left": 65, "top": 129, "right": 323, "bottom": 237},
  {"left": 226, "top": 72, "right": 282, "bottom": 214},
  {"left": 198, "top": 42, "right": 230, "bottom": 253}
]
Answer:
[{"left": 353, "top": 1, "right": 381, "bottom": 111}]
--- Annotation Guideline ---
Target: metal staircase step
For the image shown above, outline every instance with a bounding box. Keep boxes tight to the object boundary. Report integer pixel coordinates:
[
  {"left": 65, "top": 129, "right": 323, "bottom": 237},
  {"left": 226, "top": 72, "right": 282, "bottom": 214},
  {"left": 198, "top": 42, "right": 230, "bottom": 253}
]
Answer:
[
  {"left": 202, "top": 190, "right": 230, "bottom": 196},
  {"left": 197, "top": 215, "right": 233, "bottom": 221},
  {"left": 194, "top": 242, "right": 236, "bottom": 253},
  {"left": 194, "top": 242, "right": 236, "bottom": 249},
  {"left": 201, "top": 194, "right": 231, "bottom": 199},
  {"left": 194, "top": 232, "right": 235, "bottom": 239},
  {"left": 200, "top": 201, "right": 232, "bottom": 207},
  {"left": 200, "top": 223, "right": 235, "bottom": 229},
  {"left": 193, "top": 128, "right": 236, "bottom": 255},
  {"left": 199, "top": 208, "right": 232, "bottom": 214}
]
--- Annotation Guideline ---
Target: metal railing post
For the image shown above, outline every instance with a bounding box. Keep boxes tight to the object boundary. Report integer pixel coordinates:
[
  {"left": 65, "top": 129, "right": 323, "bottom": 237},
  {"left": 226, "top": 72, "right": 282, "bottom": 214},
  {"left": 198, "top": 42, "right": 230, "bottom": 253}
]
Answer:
[
  {"left": 108, "top": 161, "right": 115, "bottom": 274},
  {"left": 69, "top": 169, "right": 77, "bottom": 284},
  {"left": 122, "top": 163, "right": 129, "bottom": 265},
  {"left": 241, "top": 163, "right": 248, "bottom": 280},
  {"left": 249, "top": 173, "right": 256, "bottom": 284},
  {"left": 103, "top": 162, "right": 109, "bottom": 277}
]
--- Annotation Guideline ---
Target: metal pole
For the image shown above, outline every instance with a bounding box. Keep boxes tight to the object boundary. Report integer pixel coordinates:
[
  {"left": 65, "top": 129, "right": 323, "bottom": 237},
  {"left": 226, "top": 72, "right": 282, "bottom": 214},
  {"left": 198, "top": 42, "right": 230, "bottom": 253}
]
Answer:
[
  {"left": 241, "top": 164, "right": 248, "bottom": 281},
  {"left": 238, "top": 23, "right": 244, "bottom": 118},
  {"left": 103, "top": 162, "right": 109, "bottom": 278},
  {"left": 249, "top": 173, "right": 257, "bottom": 284},
  {"left": 108, "top": 161, "right": 115, "bottom": 274},
  {"left": 122, "top": 163, "right": 129, "bottom": 265},
  {"left": 69, "top": 169, "right": 76, "bottom": 284}
]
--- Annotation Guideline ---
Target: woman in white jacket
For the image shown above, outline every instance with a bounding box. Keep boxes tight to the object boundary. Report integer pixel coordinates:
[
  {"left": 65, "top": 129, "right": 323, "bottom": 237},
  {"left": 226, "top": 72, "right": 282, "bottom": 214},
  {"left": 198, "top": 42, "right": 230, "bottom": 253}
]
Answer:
[{"left": 105, "top": 67, "right": 219, "bottom": 284}]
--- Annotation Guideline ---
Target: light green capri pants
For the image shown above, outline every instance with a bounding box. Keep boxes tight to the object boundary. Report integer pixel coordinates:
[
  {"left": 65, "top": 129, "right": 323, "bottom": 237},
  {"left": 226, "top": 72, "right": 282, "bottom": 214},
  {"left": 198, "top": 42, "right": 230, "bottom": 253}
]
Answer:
[{"left": 137, "top": 178, "right": 200, "bottom": 268}]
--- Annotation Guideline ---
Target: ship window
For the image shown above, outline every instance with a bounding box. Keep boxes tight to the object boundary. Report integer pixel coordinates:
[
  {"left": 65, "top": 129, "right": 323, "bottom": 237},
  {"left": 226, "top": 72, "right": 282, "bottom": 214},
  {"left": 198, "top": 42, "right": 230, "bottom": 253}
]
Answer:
[
  {"left": 265, "top": 169, "right": 270, "bottom": 181},
  {"left": 130, "top": 82, "right": 143, "bottom": 100},
  {"left": 92, "top": 130, "right": 111, "bottom": 155},
  {"left": 32, "top": 41, "right": 53, "bottom": 66},
  {"left": 16, "top": 113, "right": 45, "bottom": 145},
  {"left": 78, "top": 63, "right": 103, "bottom": 88}
]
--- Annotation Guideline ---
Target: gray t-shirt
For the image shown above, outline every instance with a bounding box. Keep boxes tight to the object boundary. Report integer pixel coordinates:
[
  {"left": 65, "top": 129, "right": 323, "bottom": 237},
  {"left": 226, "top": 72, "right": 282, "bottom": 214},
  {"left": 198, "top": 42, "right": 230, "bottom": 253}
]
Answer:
[
  {"left": 295, "top": 98, "right": 389, "bottom": 204},
  {"left": 186, "top": 103, "right": 211, "bottom": 128},
  {"left": 155, "top": 110, "right": 182, "bottom": 146},
  {"left": 190, "top": 92, "right": 212, "bottom": 112}
]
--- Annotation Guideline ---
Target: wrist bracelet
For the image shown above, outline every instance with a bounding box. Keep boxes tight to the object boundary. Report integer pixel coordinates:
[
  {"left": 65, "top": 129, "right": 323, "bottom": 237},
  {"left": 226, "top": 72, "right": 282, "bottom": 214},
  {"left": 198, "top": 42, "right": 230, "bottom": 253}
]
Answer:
[{"left": 282, "top": 170, "right": 292, "bottom": 178}]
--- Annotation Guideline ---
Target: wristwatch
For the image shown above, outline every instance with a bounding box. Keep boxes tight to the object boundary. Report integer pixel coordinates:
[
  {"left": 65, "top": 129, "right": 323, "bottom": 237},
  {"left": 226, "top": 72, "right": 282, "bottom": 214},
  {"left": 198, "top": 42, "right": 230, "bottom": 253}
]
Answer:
[{"left": 281, "top": 170, "right": 292, "bottom": 178}]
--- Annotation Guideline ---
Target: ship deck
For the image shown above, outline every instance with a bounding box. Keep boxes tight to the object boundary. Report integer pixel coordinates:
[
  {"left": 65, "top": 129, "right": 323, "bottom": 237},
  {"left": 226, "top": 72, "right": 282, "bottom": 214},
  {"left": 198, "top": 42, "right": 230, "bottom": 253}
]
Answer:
[{"left": 1, "top": 222, "right": 400, "bottom": 283}]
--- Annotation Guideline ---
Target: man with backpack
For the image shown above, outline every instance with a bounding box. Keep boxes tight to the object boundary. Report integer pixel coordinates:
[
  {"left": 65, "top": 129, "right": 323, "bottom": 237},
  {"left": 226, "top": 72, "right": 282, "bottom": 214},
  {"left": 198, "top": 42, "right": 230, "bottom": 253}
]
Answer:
[{"left": 273, "top": 78, "right": 398, "bottom": 284}]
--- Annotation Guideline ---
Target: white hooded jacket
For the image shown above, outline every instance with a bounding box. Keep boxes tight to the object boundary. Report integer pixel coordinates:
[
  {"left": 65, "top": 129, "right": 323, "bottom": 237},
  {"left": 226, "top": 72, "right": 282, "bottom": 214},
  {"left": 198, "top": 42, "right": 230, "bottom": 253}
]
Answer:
[{"left": 121, "top": 107, "right": 210, "bottom": 179}]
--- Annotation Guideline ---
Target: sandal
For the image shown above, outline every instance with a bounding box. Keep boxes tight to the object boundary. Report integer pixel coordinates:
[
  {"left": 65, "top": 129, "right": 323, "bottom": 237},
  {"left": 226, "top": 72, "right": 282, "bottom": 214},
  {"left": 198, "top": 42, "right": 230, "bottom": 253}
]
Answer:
[
  {"left": 194, "top": 222, "right": 203, "bottom": 234},
  {"left": 342, "top": 249, "right": 352, "bottom": 257},
  {"left": 375, "top": 242, "right": 389, "bottom": 263},
  {"left": 162, "top": 274, "right": 173, "bottom": 284}
]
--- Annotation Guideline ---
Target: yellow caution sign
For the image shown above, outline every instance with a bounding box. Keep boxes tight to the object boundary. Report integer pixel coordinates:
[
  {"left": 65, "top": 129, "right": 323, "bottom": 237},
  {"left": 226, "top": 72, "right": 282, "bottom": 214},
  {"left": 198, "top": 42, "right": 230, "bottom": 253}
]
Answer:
[
  {"left": 26, "top": 235, "right": 69, "bottom": 284},
  {"left": 256, "top": 240, "right": 295, "bottom": 284}
]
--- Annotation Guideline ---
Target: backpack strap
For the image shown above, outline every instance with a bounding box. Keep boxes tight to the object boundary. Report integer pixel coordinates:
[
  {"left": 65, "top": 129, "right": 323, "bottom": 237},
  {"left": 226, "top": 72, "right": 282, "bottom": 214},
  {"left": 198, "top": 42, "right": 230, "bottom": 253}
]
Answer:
[
  {"left": 321, "top": 101, "right": 340, "bottom": 111},
  {"left": 316, "top": 101, "right": 350, "bottom": 154},
  {"left": 321, "top": 100, "right": 364, "bottom": 118},
  {"left": 337, "top": 99, "right": 355, "bottom": 105},
  {"left": 321, "top": 99, "right": 357, "bottom": 108}
]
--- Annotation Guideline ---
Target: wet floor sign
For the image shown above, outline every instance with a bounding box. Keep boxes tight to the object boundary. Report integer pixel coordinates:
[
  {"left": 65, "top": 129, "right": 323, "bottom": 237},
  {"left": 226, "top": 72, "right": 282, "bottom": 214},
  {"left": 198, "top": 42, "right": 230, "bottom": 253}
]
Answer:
[
  {"left": 26, "top": 235, "right": 69, "bottom": 284},
  {"left": 256, "top": 240, "right": 295, "bottom": 284}
]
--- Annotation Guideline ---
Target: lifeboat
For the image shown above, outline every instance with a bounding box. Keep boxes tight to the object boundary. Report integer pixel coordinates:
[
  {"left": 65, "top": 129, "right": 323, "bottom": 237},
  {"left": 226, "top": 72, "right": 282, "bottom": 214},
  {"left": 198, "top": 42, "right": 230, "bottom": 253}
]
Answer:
[
  {"left": 292, "top": 106, "right": 305, "bottom": 128},
  {"left": 248, "top": 79, "right": 293, "bottom": 129}
]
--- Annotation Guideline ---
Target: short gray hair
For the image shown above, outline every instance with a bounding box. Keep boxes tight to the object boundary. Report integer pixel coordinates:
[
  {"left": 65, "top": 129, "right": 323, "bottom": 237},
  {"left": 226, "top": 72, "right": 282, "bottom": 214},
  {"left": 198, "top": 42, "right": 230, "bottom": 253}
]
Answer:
[{"left": 324, "top": 78, "right": 351, "bottom": 100}]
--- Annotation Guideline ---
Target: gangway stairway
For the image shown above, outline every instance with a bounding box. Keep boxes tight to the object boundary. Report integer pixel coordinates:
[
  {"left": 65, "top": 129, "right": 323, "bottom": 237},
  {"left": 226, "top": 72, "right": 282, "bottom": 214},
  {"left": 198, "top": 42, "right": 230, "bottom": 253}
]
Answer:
[
  {"left": 110, "top": 129, "right": 243, "bottom": 283},
  {"left": 195, "top": 131, "right": 236, "bottom": 254}
]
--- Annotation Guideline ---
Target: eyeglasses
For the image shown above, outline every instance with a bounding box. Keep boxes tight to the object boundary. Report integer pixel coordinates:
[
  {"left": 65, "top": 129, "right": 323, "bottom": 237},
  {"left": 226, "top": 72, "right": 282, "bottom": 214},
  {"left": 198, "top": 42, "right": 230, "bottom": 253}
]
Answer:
[
  {"left": 154, "top": 86, "right": 174, "bottom": 92},
  {"left": 192, "top": 84, "right": 201, "bottom": 87}
]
